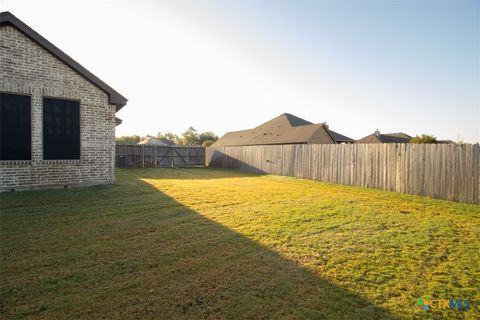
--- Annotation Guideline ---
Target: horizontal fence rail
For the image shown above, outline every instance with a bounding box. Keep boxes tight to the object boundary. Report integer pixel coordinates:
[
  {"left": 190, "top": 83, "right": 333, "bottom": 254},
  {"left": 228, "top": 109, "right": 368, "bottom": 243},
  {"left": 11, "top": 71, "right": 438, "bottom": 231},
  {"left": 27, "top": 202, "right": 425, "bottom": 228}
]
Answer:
[
  {"left": 206, "top": 144, "right": 480, "bottom": 204},
  {"left": 116, "top": 144, "right": 205, "bottom": 168}
]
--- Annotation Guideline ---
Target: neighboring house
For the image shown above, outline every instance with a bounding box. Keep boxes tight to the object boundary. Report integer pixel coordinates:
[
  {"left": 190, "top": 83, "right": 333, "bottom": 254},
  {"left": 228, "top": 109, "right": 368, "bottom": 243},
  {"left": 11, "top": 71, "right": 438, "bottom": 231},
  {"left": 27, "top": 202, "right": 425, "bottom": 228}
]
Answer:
[
  {"left": 138, "top": 137, "right": 175, "bottom": 146},
  {"left": 0, "top": 12, "right": 127, "bottom": 191},
  {"left": 329, "top": 130, "right": 355, "bottom": 144},
  {"left": 212, "top": 113, "right": 351, "bottom": 147},
  {"left": 356, "top": 130, "right": 412, "bottom": 143}
]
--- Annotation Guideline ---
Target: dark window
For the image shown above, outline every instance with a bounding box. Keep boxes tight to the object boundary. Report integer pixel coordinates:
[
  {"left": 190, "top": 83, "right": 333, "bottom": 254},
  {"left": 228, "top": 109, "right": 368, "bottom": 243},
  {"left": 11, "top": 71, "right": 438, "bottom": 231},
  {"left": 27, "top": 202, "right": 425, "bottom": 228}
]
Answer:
[
  {"left": 43, "top": 98, "right": 80, "bottom": 160},
  {"left": 0, "top": 93, "right": 31, "bottom": 160}
]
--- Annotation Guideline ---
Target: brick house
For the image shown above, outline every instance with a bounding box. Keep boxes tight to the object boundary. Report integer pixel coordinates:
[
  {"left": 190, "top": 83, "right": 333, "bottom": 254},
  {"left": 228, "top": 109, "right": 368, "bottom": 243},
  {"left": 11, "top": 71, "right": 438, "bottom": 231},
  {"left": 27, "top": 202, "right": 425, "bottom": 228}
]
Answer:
[{"left": 0, "top": 12, "right": 127, "bottom": 191}]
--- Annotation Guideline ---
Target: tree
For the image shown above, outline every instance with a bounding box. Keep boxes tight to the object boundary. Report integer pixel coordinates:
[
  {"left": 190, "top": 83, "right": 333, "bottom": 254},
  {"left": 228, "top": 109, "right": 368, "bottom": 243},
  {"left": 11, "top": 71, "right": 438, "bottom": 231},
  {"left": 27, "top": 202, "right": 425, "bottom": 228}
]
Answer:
[
  {"left": 130, "top": 127, "right": 219, "bottom": 146},
  {"left": 410, "top": 134, "right": 437, "bottom": 144},
  {"left": 202, "top": 140, "right": 216, "bottom": 147},
  {"left": 157, "top": 132, "right": 180, "bottom": 145},
  {"left": 199, "top": 131, "right": 218, "bottom": 146},
  {"left": 115, "top": 135, "right": 142, "bottom": 144},
  {"left": 180, "top": 127, "right": 200, "bottom": 145}
]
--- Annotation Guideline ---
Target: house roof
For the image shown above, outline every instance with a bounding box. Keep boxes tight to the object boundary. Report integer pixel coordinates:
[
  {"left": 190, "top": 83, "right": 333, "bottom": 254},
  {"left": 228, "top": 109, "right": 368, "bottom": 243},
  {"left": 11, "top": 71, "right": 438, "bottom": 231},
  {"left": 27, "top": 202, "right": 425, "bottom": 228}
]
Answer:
[
  {"left": 138, "top": 137, "right": 175, "bottom": 146},
  {"left": 256, "top": 113, "right": 314, "bottom": 128},
  {"left": 0, "top": 11, "right": 127, "bottom": 111},
  {"left": 357, "top": 131, "right": 412, "bottom": 143},
  {"left": 329, "top": 130, "right": 355, "bottom": 143},
  {"left": 212, "top": 113, "right": 338, "bottom": 147}
]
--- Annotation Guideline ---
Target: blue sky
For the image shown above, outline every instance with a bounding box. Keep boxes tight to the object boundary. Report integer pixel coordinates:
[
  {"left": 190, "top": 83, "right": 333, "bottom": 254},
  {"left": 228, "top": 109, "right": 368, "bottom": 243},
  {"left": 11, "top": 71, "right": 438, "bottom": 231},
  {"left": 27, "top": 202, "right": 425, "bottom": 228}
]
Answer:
[
  {"left": 214, "top": 1, "right": 479, "bottom": 142},
  {"left": 2, "top": 0, "right": 479, "bottom": 142}
]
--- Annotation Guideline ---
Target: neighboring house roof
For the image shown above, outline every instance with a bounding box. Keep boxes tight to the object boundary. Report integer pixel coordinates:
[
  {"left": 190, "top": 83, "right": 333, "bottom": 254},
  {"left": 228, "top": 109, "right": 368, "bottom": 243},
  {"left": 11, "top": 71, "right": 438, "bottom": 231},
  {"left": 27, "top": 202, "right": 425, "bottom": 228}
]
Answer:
[
  {"left": 438, "top": 140, "right": 456, "bottom": 144},
  {"left": 0, "top": 11, "right": 127, "bottom": 111},
  {"left": 357, "top": 130, "right": 412, "bottom": 143},
  {"left": 212, "top": 113, "right": 338, "bottom": 147},
  {"left": 138, "top": 137, "right": 175, "bottom": 146},
  {"left": 260, "top": 113, "right": 314, "bottom": 127},
  {"left": 329, "top": 130, "right": 355, "bottom": 143}
]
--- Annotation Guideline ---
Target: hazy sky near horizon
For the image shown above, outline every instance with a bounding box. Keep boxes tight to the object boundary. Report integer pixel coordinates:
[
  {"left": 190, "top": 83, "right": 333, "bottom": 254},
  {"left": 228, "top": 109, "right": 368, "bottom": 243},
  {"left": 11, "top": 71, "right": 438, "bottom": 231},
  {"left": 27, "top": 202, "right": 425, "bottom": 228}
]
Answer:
[{"left": 2, "top": 0, "right": 479, "bottom": 142}]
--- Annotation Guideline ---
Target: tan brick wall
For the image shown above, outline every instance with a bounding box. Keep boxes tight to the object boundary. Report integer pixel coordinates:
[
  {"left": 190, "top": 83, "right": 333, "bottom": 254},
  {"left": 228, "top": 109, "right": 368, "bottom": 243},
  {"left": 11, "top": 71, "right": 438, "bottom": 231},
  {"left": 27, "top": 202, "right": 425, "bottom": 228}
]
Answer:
[{"left": 0, "top": 25, "right": 117, "bottom": 190}]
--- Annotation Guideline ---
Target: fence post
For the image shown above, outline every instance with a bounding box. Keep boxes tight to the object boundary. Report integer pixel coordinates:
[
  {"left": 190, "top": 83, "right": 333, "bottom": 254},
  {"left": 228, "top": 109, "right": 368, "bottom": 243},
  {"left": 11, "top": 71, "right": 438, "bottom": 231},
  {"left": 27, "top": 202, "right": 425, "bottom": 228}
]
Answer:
[
  {"left": 142, "top": 145, "right": 145, "bottom": 168},
  {"left": 126, "top": 145, "right": 130, "bottom": 168},
  {"left": 154, "top": 146, "right": 157, "bottom": 168}
]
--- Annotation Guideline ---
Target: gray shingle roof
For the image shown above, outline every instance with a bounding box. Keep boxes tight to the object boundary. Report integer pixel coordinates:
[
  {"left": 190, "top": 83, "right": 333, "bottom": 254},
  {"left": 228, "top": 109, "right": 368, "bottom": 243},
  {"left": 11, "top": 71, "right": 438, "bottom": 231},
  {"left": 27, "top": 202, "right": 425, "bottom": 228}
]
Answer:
[
  {"left": 357, "top": 132, "right": 412, "bottom": 143},
  {"left": 212, "top": 113, "right": 337, "bottom": 147},
  {"left": 329, "top": 130, "right": 355, "bottom": 143}
]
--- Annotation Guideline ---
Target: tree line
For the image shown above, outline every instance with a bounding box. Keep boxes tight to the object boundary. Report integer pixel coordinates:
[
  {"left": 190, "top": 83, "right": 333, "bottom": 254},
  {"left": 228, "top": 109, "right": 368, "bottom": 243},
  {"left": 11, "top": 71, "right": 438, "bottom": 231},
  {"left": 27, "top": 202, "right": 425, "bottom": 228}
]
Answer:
[
  {"left": 116, "top": 132, "right": 461, "bottom": 147},
  {"left": 410, "top": 134, "right": 464, "bottom": 144},
  {"left": 115, "top": 127, "right": 219, "bottom": 147}
]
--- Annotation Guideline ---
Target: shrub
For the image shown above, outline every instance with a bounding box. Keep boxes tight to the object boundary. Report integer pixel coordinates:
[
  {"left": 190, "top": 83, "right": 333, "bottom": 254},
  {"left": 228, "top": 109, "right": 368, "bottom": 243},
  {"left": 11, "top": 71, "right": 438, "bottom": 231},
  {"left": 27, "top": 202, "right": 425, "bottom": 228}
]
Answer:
[{"left": 410, "top": 134, "right": 437, "bottom": 144}]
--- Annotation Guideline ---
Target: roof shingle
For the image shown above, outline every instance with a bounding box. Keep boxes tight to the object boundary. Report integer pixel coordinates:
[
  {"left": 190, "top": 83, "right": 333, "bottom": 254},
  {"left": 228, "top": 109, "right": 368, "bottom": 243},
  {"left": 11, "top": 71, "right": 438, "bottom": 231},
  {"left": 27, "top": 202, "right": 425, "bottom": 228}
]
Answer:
[{"left": 212, "top": 113, "right": 338, "bottom": 147}]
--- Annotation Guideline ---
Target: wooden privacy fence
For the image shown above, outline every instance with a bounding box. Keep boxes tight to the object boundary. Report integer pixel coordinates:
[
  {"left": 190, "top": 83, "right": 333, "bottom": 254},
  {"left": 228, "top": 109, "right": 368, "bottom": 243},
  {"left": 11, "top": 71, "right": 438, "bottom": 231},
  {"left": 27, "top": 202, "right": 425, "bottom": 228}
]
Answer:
[
  {"left": 116, "top": 144, "right": 205, "bottom": 168},
  {"left": 206, "top": 144, "right": 480, "bottom": 204}
]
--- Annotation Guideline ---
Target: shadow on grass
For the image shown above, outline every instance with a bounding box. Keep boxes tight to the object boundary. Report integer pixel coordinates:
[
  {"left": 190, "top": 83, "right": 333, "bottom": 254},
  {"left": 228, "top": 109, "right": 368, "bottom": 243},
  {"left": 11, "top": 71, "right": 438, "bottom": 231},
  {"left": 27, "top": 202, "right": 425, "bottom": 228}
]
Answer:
[
  {"left": 0, "top": 169, "right": 397, "bottom": 319},
  {"left": 121, "top": 167, "right": 264, "bottom": 181},
  {"left": 132, "top": 172, "right": 396, "bottom": 319},
  {"left": 207, "top": 150, "right": 268, "bottom": 175}
]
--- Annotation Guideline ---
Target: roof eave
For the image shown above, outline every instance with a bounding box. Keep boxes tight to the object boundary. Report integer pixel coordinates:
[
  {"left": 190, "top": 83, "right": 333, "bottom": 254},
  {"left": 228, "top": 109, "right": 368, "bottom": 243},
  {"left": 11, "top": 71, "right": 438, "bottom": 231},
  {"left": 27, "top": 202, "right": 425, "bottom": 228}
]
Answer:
[{"left": 0, "top": 11, "right": 127, "bottom": 111}]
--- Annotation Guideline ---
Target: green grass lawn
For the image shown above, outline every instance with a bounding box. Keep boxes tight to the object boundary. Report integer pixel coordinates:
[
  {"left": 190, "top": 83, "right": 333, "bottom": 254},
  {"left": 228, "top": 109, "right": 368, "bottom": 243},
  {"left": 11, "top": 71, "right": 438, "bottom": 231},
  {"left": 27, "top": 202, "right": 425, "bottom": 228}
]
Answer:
[{"left": 1, "top": 168, "right": 479, "bottom": 319}]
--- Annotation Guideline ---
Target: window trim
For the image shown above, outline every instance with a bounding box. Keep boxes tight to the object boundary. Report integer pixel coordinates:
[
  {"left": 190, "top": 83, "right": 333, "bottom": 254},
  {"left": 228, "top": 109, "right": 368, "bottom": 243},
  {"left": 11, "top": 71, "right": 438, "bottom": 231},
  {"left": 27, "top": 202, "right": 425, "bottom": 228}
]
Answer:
[
  {"left": 42, "top": 96, "right": 82, "bottom": 161},
  {"left": 0, "top": 91, "right": 33, "bottom": 162}
]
